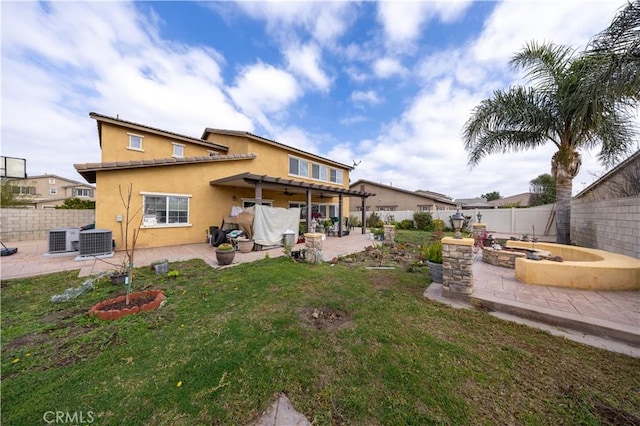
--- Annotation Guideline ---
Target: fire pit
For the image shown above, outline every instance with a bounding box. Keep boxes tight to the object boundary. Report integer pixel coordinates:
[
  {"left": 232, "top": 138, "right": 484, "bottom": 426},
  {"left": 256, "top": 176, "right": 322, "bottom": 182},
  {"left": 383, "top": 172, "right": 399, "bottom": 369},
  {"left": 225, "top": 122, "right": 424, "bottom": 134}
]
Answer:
[{"left": 482, "top": 246, "right": 551, "bottom": 269}]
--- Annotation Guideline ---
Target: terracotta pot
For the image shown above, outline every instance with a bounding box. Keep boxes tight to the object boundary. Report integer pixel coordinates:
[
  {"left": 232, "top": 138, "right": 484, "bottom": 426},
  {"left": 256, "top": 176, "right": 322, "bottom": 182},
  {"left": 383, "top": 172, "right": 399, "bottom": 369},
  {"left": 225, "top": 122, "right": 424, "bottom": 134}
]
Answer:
[
  {"left": 236, "top": 239, "right": 254, "bottom": 253},
  {"left": 88, "top": 290, "right": 166, "bottom": 321}
]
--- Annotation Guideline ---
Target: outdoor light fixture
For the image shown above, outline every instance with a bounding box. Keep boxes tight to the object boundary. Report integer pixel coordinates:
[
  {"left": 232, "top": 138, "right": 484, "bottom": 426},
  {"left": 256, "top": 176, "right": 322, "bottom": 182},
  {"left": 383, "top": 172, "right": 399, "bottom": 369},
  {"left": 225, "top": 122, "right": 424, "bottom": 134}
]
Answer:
[
  {"left": 451, "top": 208, "right": 465, "bottom": 239},
  {"left": 477, "top": 212, "right": 482, "bottom": 223}
]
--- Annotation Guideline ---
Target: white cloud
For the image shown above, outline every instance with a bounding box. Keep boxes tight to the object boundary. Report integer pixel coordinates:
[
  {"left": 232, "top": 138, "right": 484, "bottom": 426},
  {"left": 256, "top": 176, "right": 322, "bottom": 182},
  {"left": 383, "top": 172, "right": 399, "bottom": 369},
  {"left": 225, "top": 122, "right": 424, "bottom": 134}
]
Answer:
[
  {"left": 228, "top": 62, "right": 300, "bottom": 128},
  {"left": 351, "top": 90, "right": 381, "bottom": 105},
  {"left": 373, "top": 57, "right": 408, "bottom": 79},
  {"left": 284, "top": 43, "right": 332, "bottom": 91},
  {"left": 340, "top": 115, "right": 368, "bottom": 125},
  {"left": 376, "top": 1, "right": 472, "bottom": 48},
  {"left": 234, "top": 1, "right": 355, "bottom": 46},
  {"left": 471, "top": 1, "right": 622, "bottom": 65}
]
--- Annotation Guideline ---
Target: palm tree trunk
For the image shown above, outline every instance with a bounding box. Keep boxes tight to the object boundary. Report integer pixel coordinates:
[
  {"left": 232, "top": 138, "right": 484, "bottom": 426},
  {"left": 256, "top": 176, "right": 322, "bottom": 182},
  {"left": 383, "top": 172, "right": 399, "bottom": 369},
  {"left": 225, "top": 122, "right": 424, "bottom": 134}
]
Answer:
[
  {"left": 555, "top": 179, "right": 573, "bottom": 244},
  {"left": 552, "top": 150, "right": 581, "bottom": 245}
]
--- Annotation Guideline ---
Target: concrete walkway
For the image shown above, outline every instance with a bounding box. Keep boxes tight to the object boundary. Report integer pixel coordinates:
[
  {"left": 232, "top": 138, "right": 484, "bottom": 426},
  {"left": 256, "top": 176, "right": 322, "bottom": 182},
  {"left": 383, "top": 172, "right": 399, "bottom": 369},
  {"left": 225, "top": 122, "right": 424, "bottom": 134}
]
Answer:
[{"left": 0, "top": 230, "right": 374, "bottom": 280}]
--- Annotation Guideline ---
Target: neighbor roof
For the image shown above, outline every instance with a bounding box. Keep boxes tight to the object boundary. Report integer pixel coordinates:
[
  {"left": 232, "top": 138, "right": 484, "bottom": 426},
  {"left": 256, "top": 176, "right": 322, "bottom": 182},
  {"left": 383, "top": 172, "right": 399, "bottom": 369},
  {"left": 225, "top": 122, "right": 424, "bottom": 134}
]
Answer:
[
  {"left": 349, "top": 179, "right": 456, "bottom": 205},
  {"left": 574, "top": 150, "right": 640, "bottom": 199},
  {"left": 11, "top": 173, "right": 95, "bottom": 189}
]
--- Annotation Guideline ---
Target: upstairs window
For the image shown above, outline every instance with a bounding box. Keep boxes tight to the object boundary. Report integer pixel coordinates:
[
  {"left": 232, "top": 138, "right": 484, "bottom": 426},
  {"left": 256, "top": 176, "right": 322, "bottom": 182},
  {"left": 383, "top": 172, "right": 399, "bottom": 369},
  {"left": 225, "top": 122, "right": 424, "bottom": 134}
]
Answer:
[
  {"left": 329, "top": 168, "right": 343, "bottom": 184},
  {"left": 289, "top": 156, "right": 308, "bottom": 177},
  {"left": 48, "top": 178, "right": 56, "bottom": 184},
  {"left": 128, "top": 133, "right": 143, "bottom": 151},
  {"left": 49, "top": 187, "right": 57, "bottom": 195},
  {"left": 172, "top": 143, "right": 185, "bottom": 158},
  {"left": 312, "top": 164, "right": 327, "bottom": 181}
]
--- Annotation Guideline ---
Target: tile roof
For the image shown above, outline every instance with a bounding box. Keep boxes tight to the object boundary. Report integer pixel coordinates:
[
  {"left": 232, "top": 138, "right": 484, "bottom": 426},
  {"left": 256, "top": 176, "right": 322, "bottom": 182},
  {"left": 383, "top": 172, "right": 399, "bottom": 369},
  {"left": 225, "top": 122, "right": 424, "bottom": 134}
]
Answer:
[{"left": 74, "top": 153, "right": 256, "bottom": 183}]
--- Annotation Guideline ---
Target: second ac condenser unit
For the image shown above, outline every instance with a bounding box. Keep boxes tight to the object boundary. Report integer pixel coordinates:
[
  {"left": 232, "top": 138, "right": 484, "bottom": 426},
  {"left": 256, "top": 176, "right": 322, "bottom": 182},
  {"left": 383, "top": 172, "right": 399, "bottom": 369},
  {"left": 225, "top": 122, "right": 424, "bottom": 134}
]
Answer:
[{"left": 79, "top": 229, "right": 113, "bottom": 257}]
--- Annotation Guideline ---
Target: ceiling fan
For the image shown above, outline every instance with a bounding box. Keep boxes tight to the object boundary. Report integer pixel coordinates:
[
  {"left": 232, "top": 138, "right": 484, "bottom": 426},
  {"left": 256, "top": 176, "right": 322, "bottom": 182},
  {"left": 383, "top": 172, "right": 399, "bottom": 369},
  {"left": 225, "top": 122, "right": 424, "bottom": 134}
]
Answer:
[{"left": 283, "top": 188, "right": 293, "bottom": 196}]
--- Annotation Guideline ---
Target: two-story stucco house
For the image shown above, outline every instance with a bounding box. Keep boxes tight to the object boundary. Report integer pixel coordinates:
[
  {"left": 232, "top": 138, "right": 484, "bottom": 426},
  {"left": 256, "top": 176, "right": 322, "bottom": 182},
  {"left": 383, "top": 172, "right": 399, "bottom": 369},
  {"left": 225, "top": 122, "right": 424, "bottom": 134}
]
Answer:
[
  {"left": 349, "top": 179, "right": 456, "bottom": 212},
  {"left": 6, "top": 174, "right": 96, "bottom": 209},
  {"left": 74, "top": 113, "right": 372, "bottom": 249}
]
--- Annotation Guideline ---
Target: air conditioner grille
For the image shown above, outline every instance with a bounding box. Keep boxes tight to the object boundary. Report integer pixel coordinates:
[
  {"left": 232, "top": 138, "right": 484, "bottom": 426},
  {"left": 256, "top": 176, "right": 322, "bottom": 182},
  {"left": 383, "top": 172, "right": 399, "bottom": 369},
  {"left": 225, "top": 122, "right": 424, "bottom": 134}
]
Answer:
[
  {"left": 79, "top": 229, "right": 113, "bottom": 256},
  {"left": 48, "top": 230, "right": 67, "bottom": 253}
]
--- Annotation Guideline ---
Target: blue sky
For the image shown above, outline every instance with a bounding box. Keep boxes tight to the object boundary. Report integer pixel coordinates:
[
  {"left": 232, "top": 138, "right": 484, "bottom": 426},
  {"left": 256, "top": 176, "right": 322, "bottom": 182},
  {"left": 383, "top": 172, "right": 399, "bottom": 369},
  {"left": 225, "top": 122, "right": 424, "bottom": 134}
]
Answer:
[{"left": 1, "top": 0, "right": 634, "bottom": 200}]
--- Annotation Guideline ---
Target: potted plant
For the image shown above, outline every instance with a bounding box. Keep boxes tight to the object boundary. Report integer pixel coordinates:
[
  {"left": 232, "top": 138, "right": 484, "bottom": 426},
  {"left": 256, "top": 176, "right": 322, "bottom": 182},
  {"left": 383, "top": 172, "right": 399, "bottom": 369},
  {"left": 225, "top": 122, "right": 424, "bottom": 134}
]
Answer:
[
  {"left": 215, "top": 242, "right": 235, "bottom": 265},
  {"left": 110, "top": 257, "right": 129, "bottom": 285},
  {"left": 424, "top": 241, "right": 443, "bottom": 283}
]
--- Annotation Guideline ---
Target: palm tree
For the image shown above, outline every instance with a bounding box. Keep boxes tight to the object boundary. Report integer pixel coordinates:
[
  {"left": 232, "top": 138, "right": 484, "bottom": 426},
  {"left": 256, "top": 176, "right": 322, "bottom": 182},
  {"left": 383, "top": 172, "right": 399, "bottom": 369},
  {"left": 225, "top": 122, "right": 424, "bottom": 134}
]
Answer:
[{"left": 462, "top": 41, "right": 638, "bottom": 244}]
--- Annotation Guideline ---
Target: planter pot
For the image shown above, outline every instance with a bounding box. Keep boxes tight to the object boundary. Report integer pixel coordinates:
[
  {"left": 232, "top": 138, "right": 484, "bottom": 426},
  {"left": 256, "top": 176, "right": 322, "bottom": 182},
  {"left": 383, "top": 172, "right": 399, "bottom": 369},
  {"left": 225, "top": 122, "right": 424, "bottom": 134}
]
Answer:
[
  {"left": 88, "top": 290, "right": 166, "bottom": 321},
  {"left": 236, "top": 239, "right": 254, "bottom": 253},
  {"left": 151, "top": 260, "right": 169, "bottom": 274},
  {"left": 215, "top": 250, "right": 235, "bottom": 265},
  {"left": 110, "top": 273, "right": 128, "bottom": 285},
  {"left": 427, "top": 261, "right": 443, "bottom": 284}
]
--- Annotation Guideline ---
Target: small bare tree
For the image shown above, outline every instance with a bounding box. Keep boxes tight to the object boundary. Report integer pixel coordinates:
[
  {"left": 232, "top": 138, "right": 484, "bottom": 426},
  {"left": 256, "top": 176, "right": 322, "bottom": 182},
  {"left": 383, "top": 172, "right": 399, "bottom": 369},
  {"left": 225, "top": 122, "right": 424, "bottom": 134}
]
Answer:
[{"left": 118, "top": 184, "right": 143, "bottom": 305}]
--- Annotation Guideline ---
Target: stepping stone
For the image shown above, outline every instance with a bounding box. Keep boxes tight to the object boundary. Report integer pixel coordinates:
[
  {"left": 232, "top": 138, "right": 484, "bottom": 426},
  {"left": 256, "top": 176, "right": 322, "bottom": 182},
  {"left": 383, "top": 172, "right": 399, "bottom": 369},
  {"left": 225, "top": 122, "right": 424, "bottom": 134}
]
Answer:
[{"left": 254, "top": 393, "right": 310, "bottom": 426}]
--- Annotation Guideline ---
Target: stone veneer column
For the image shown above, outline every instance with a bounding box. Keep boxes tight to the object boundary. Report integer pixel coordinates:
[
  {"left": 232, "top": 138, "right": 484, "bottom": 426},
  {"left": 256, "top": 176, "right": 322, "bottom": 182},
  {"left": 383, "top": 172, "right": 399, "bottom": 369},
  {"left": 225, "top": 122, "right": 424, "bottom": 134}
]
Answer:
[
  {"left": 472, "top": 223, "right": 487, "bottom": 240},
  {"left": 441, "top": 237, "right": 474, "bottom": 299},
  {"left": 304, "top": 232, "right": 324, "bottom": 264},
  {"left": 383, "top": 224, "right": 395, "bottom": 245}
]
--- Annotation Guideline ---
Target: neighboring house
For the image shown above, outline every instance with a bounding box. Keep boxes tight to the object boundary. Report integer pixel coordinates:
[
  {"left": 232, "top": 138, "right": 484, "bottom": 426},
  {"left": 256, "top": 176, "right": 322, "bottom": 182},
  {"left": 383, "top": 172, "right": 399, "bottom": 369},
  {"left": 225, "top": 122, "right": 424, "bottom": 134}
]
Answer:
[
  {"left": 74, "top": 112, "right": 373, "bottom": 249},
  {"left": 455, "top": 198, "right": 493, "bottom": 209},
  {"left": 5, "top": 174, "right": 96, "bottom": 209},
  {"left": 487, "top": 192, "right": 533, "bottom": 208},
  {"left": 574, "top": 150, "right": 640, "bottom": 200},
  {"left": 349, "top": 179, "right": 456, "bottom": 212}
]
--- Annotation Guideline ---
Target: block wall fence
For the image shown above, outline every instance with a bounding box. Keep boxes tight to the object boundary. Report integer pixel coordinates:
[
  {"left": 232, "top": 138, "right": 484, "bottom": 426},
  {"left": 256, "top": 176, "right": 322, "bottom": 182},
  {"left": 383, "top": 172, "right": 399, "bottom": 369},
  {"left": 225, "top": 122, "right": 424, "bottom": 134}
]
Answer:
[
  {"left": 571, "top": 196, "right": 640, "bottom": 259},
  {"left": 0, "top": 208, "right": 95, "bottom": 241}
]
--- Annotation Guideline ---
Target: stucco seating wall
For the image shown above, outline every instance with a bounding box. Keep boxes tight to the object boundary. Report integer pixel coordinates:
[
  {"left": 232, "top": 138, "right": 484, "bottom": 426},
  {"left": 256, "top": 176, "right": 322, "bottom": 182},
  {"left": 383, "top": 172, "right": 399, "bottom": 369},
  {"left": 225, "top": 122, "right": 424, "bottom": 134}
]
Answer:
[{"left": 507, "top": 241, "right": 640, "bottom": 290}]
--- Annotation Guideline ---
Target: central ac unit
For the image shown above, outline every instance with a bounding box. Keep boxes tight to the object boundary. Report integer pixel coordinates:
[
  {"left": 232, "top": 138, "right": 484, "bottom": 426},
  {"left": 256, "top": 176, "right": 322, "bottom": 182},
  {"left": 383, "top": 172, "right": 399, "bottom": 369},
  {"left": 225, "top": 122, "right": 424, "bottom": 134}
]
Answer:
[
  {"left": 79, "top": 229, "right": 113, "bottom": 257},
  {"left": 48, "top": 228, "right": 80, "bottom": 253}
]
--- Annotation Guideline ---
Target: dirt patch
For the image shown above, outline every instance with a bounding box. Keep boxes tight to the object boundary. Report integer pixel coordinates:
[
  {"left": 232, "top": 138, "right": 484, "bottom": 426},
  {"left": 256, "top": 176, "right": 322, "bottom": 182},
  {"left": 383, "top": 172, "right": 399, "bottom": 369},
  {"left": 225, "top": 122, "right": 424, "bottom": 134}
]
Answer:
[
  {"left": 340, "top": 243, "right": 423, "bottom": 269},
  {"left": 299, "top": 306, "right": 353, "bottom": 331}
]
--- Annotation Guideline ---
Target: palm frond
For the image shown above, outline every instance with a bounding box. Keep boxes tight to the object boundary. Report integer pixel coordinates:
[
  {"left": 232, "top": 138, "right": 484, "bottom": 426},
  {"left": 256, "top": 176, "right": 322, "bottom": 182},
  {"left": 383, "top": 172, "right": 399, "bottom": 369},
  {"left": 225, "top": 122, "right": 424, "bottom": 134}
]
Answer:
[
  {"left": 510, "top": 41, "right": 576, "bottom": 92},
  {"left": 462, "top": 87, "right": 557, "bottom": 166}
]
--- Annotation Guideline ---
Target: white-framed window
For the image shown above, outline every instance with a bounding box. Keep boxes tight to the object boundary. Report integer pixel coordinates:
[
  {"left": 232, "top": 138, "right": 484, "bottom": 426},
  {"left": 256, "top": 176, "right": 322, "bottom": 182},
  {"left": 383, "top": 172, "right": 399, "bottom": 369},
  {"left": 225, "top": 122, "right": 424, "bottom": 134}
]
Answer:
[
  {"left": 141, "top": 192, "right": 191, "bottom": 227},
  {"left": 208, "top": 151, "right": 218, "bottom": 157},
  {"left": 312, "top": 163, "right": 327, "bottom": 181},
  {"left": 242, "top": 199, "right": 273, "bottom": 208},
  {"left": 289, "top": 156, "right": 308, "bottom": 177},
  {"left": 311, "top": 203, "right": 337, "bottom": 219},
  {"left": 11, "top": 186, "right": 35, "bottom": 195},
  {"left": 49, "top": 187, "right": 57, "bottom": 195},
  {"left": 128, "top": 133, "right": 144, "bottom": 151},
  {"left": 172, "top": 143, "right": 185, "bottom": 158},
  {"left": 329, "top": 168, "right": 343, "bottom": 184},
  {"left": 75, "top": 188, "right": 93, "bottom": 197},
  {"left": 48, "top": 178, "right": 56, "bottom": 184}
]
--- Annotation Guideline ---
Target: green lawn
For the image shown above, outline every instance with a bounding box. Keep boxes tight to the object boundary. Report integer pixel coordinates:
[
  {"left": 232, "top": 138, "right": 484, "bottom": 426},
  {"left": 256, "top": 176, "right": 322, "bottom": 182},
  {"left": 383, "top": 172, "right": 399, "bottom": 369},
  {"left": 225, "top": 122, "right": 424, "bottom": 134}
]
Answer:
[{"left": 2, "top": 231, "right": 639, "bottom": 425}]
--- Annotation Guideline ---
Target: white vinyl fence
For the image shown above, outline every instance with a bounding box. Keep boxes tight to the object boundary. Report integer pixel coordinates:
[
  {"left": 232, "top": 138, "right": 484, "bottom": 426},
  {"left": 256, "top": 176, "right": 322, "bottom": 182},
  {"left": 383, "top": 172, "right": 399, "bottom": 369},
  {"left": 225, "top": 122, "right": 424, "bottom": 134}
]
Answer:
[{"left": 350, "top": 205, "right": 557, "bottom": 238}]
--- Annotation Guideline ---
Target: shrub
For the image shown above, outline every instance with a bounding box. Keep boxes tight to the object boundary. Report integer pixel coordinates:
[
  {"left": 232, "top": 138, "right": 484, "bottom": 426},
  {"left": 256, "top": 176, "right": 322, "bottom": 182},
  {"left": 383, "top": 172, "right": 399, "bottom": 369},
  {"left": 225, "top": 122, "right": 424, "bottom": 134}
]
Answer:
[
  {"left": 432, "top": 219, "right": 445, "bottom": 232},
  {"left": 366, "top": 212, "right": 381, "bottom": 228},
  {"left": 413, "top": 211, "right": 433, "bottom": 231},
  {"left": 399, "top": 219, "right": 415, "bottom": 230}
]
